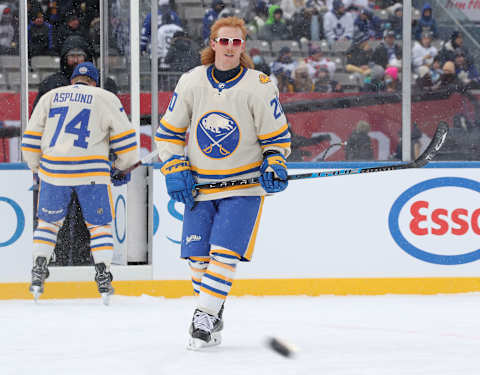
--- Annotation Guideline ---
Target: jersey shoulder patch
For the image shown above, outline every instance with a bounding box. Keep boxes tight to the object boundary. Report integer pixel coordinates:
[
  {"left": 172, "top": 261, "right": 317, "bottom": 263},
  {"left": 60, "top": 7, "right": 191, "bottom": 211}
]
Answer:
[{"left": 258, "top": 73, "right": 271, "bottom": 84}]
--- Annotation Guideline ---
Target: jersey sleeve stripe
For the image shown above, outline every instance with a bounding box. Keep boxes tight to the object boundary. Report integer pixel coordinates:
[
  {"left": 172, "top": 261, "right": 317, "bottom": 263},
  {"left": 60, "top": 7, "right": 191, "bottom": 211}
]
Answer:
[
  {"left": 111, "top": 141, "right": 138, "bottom": 153},
  {"left": 110, "top": 129, "right": 136, "bottom": 141},
  {"left": 158, "top": 121, "right": 187, "bottom": 136},
  {"left": 23, "top": 130, "right": 43, "bottom": 137},
  {"left": 114, "top": 144, "right": 138, "bottom": 155},
  {"left": 260, "top": 142, "right": 291, "bottom": 150},
  {"left": 160, "top": 118, "right": 188, "bottom": 133},
  {"left": 154, "top": 135, "right": 185, "bottom": 146},
  {"left": 22, "top": 133, "right": 42, "bottom": 140},
  {"left": 109, "top": 132, "right": 136, "bottom": 144},
  {"left": 21, "top": 145, "right": 41, "bottom": 152},
  {"left": 257, "top": 124, "right": 289, "bottom": 140}
]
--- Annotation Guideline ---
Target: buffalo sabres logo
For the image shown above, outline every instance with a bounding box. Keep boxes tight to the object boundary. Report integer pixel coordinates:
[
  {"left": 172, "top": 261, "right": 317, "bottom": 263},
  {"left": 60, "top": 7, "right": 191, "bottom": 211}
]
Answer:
[{"left": 196, "top": 112, "right": 240, "bottom": 159}]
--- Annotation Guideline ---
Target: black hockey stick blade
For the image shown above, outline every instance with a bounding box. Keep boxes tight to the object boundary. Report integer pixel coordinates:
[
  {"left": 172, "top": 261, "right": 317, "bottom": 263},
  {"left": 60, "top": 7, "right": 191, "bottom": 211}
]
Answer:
[
  {"left": 194, "top": 121, "right": 449, "bottom": 191},
  {"left": 410, "top": 120, "right": 449, "bottom": 168}
]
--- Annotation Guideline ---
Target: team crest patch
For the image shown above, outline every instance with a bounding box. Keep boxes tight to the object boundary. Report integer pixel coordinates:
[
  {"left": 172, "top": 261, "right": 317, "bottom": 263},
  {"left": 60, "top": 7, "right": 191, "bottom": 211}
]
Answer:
[
  {"left": 259, "top": 74, "right": 270, "bottom": 84},
  {"left": 196, "top": 112, "right": 240, "bottom": 159}
]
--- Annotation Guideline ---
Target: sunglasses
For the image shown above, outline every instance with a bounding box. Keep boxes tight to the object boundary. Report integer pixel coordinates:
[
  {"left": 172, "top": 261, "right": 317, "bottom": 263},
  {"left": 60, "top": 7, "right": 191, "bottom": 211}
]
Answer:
[{"left": 214, "top": 37, "right": 244, "bottom": 47}]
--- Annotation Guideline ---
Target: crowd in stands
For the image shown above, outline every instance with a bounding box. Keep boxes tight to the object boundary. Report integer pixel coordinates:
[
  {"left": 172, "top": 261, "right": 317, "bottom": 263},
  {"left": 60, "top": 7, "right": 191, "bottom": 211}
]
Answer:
[{"left": 0, "top": 0, "right": 479, "bottom": 95}]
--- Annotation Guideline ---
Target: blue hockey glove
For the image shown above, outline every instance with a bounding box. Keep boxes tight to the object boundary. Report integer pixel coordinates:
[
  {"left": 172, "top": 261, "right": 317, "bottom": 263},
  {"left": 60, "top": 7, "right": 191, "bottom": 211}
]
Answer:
[
  {"left": 160, "top": 156, "right": 195, "bottom": 209},
  {"left": 110, "top": 168, "right": 131, "bottom": 186},
  {"left": 259, "top": 151, "right": 288, "bottom": 193}
]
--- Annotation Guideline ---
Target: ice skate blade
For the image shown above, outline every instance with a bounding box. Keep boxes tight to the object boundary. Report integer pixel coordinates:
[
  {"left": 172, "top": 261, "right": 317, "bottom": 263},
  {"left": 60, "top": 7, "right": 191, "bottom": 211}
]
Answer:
[
  {"left": 101, "top": 293, "right": 111, "bottom": 306},
  {"left": 30, "top": 286, "right": 42, "bottom": 303},
  {"left": 186, "top": 333, "right": 221, "bottom": 351}
]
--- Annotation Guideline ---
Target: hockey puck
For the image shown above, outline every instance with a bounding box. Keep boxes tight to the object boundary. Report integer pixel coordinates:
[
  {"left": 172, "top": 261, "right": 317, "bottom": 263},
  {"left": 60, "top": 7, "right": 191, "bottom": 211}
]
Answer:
[{"left": 266, "top": 337, "right": 296, "bottom": 358}]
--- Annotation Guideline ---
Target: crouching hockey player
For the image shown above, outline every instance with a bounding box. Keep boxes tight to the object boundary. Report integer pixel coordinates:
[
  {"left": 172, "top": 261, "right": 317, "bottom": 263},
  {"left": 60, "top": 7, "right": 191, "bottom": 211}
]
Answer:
[
  {"left": 22, "top": 62, "right": 139, "bottom": 305},
  {"left": 155, "top": 16, "right": 291, "bottom": 349}
]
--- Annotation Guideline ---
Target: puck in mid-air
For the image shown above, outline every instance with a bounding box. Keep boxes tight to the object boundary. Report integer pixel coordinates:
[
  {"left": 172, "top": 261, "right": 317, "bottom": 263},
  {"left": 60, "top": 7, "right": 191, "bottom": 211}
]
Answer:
[{"left": 266, "top": 336, "right": 297, "bottom": 358}]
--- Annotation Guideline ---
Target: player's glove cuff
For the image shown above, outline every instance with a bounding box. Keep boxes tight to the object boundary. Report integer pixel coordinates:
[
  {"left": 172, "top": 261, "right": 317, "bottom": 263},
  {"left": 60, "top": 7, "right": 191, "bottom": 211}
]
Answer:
[
  {"left": 160, "top": 156, "right": 191, "bottom": 175},
  {"left": 110, "top": 168, "right": 131, "bottom": 186},
  {"left": 259, "top": 151, "right": 288, "bottom": 193}
]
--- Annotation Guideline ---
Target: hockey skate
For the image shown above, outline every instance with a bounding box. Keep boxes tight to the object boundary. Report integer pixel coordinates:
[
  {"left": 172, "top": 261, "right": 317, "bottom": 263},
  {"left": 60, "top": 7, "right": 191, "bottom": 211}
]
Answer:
[
  {"left": 187, "top": 306, "right": 224, "bottom": 350},
  {"left": 29, "top": 256, "right": 50, "bottom": 302},
  {"left": 94, "top": 263, "right": 114, "bottom": 306}
]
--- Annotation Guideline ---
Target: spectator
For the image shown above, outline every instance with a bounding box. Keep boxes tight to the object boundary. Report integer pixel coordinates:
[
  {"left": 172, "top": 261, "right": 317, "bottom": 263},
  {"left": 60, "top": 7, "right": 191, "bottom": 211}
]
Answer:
[
  {"left": 323, "top": 0, "right": 354, "bottom": 45},
  {"left": 293, "top": 64, "right": 315, "bottom": 92},
  {"left": 0, "top": 4, "right": 16, "bottom": 54},
  {"left": 305, "top": 45, "right": 336, "bottom": 80},
  {"left": 384, "top": 65, "right": 399, "bottom": 92},
  {"left": 249, "top": 47, "right": 271, "bottom": 75},
  {"left": 393, "top": 122, "right": 423, "bottom": 160},
  {"left": 33, "top": 35, "right": 118, "bottom": 109},
  {"left": 412, "top": 30, "right": 437, "bottom": 75},
  {"left": 141, "top": 0, "right": 182, "bottom": 54},
  {"left": 345, "top": 32, "right": 372, "bottom": 77},
  {"left": 385, "top": 3, "right": 402, "bottom": 40},
  {"left": 315, "top": 66, "right": 342, "bottom": 92},
  {"left": 414, "top": 3, "right": 438, "bottom": 41},
  {"left": 280, "top": 0, "right": 307, "bottom": 20},
  {"left": 414, "top": 65, "right": 434, "bottom": 91},
  {"left": 434, "top": 61, "right": 464, "bottom": 92},
  {"left": 270, "top": 46, "right": 297, "bottom": 92},
  {"left": 430, "top": 55, "right": 443, "bottom": 84},
  {"left": 157, "top": 13, "right": 184, "bottom": 68},
  {"left": 290, "top": 1, "right": 326, "bottom": 42},
  {"left": 202, "top": 0, "right": 225, "bottom": 44},
  {"left": 438, "top": 30, "right": 471, "bottom": 66},
  {"left": 165, "top": 31, "right": 201, "bottom": 72},
  {"left": 354, "top": 8, "right": 382, "bottom": 40},
  {"left": 372, "top": 29, "right": 401, "bottom": 69},
  {"left": 258, "top": 5, "right": 291, "bottom": 41},
  {"left": 454, "top": 49, "right": 480, "bottom": 89},
  {"left": 247, "top": 1, "right": 269, "bottom": 35},
  {"left": 361, "top": 64, "right": 385, "bottom": 92},
  {"left": 28, "top": 9, "right": 54, "bottom": 57},
  {"left": 55, "top": 10, "right": 89, "bottom": 54},
  {"left": 345, "top": 120, "right": 374, "bottom": 160}
]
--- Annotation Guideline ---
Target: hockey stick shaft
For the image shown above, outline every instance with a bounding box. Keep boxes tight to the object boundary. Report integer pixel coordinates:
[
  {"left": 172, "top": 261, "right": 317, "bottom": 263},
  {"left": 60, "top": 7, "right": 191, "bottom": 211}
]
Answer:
[
  {"left": 119, "top": 148, "right": 160, "bottom": 175},
  {"left": 195, "top": 121, "right": 449, "bottom": 191}
]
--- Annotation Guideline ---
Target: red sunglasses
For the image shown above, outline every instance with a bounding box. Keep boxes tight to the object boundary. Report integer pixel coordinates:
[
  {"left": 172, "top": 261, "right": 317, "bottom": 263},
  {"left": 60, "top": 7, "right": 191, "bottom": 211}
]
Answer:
[{"left": 214, "top": 37, "right": 244, "bottom": 47}]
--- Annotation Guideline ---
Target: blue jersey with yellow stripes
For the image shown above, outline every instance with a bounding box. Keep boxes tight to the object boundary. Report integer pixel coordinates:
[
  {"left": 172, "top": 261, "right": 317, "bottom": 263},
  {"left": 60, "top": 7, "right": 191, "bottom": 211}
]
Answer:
[
  {"left": 155, "top": 65, "right": 291, "bottom": 201},
  {"left": 22, "top": 83, "right": 139, "bottom": 186}
]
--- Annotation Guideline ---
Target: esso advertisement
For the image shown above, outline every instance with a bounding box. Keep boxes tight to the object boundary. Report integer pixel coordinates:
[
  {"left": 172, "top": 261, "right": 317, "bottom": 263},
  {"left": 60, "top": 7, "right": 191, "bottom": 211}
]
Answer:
[{"left": 389, "top": 177, "right": 480, "bottom": 265}]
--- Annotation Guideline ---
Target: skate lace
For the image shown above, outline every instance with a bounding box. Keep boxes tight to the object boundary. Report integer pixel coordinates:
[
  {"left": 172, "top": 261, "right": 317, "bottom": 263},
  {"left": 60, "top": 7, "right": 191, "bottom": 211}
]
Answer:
[
  {"left": 32, "top": 264, "right": 48, "bottom": 281},
  {"left": 193, "top": 311, "right": 215, "bottom": 332},
  {"left": 95, "top": 271, "right": 112, "bottom": 288}
]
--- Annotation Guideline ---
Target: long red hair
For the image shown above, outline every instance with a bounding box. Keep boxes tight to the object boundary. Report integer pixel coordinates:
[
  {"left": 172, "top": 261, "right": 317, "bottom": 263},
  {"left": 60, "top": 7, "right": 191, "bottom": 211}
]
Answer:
[{"left": 200, "top": 16, "right": 254, "bottom": 69}]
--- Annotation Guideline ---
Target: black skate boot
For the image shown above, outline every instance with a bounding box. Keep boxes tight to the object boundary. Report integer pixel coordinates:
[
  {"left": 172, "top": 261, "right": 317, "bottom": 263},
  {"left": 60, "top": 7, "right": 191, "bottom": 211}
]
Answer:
[
  {"left": 29, "top": 256, "right": 50, "bottom": 302},
  {"left": 94, "top": 263, "right": 114, "bottom": 305},
  {"left": 187, "top": 308, "right": 223, "bottom": 350}
]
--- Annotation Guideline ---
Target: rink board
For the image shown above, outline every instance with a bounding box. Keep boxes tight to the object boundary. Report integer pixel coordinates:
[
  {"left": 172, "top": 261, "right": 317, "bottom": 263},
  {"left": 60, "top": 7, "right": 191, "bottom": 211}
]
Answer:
[{"left": 1, "top": 162, "right": 480, "bottom": 299}]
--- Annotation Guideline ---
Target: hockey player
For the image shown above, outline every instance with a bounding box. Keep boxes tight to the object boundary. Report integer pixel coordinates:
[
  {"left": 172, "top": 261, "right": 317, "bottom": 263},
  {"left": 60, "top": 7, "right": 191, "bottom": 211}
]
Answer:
[
  {"left": 155, "top": 16, "right": 291, "bottom": 349},
  {"left": 22, "top": 62, "right": 139, "bottom": 305}
]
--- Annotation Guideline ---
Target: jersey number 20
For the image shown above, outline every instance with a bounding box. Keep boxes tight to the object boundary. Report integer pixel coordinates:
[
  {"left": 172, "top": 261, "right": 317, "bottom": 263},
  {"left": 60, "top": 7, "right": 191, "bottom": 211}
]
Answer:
[{"left": 49, "top": 106, "right": 91, "bottom": 149}]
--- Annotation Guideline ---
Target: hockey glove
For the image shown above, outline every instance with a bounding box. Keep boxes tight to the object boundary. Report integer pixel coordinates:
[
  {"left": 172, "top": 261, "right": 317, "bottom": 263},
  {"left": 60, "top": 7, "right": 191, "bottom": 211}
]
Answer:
[
  {"left": 160, "top": 156, "right": 195, "bottom": 209},
  {"left": 110, "top": 168, "right": 131, "bottom": 186},
  {"left": 259, "top": 151, "right": 288, "bottom": 193}
]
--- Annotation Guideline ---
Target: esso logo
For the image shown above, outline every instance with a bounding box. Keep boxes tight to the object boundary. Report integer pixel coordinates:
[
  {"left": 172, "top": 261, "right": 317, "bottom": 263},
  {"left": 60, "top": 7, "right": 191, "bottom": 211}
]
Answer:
[{"left": 388, "top": 177, "right": 480, "bottom": 265}]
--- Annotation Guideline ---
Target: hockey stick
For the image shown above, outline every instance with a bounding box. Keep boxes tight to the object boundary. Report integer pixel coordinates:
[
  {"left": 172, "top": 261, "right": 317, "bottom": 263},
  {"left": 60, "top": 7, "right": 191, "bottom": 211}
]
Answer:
[
  {"left": 195, "top": 121, "right": 449, "bottom": 191},
  {"left": 117, "top": 148, "right": 160, "bottom": 175}
]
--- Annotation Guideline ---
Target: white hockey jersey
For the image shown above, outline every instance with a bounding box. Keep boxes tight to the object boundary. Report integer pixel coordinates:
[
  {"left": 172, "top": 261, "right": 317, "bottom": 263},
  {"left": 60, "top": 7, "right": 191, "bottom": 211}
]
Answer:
[
  {"left": 22, "top": 84, "right": 139, "bottom": 186},
  {"left": 155, "top": 65, "right": 291, "bottom": 201}
]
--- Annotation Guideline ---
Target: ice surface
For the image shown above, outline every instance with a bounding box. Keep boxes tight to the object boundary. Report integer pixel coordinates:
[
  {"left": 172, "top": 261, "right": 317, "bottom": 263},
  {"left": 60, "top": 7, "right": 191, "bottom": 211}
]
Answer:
[{"left": 0, "top": 294, "right": 479, "bottom": 375}]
